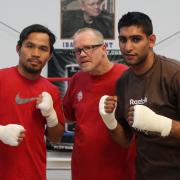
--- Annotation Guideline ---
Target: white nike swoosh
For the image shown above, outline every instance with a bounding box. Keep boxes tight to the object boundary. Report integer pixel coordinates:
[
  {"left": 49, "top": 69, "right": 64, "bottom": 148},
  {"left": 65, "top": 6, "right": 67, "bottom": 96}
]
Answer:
[{"left": 15, "top": 93, "right": 37, "bottom": 104}]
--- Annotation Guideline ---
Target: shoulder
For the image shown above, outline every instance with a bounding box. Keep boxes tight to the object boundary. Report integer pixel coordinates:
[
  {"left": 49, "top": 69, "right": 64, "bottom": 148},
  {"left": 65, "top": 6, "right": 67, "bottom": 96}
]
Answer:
[
  {"left": 158, "top": 54, "right": 180, "bottom": 67},
  {"left": 71, "top": 71, "right": 84, "bottom": 79},
  {"left": 99, "top": 11, "right": 113, "bottom": 22},
  {"left": 68, "top": 71, "right": 88, "bottom": 86},
  {"left": 114, "top": 63, "right": 128, "bottom": 71},
  {"left": 156, "top": 54, "right": 180, "bottom": 75},
  {"left": 111, "top": 63, "right": 128, "bottom": 76},
  {"left": 116, "top": 68, "right": 131, "bottom": 85},
  {"left": 0, "top": 66, "right": 15, "bottom": 73},
  {"left": 0, "top": 66, "right": 16, "bottom": 80}
]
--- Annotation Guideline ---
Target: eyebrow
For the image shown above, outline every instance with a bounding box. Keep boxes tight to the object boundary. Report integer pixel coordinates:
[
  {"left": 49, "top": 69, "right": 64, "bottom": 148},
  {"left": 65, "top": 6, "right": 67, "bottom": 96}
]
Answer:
[
  {"left": 119, "top": 34, "right": 143, "bottom": 38},
  {"left": 24, "top": 41, "right": 49, "bottom": 48}
]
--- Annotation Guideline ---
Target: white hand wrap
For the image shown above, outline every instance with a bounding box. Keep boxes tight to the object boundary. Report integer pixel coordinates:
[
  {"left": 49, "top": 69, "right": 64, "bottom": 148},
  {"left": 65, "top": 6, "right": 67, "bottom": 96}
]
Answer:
[
  {"left": 99, "top": 95, "right": 118, "bottom": 130},
  {"left": 133, "top": 105, "right": 172, "bottom": 137},
  {"left": 0, "top": 124, "right": 25, "bottom": 146},
  {"left": 37, "top": 92, "right": 58, "bottom": 128}
]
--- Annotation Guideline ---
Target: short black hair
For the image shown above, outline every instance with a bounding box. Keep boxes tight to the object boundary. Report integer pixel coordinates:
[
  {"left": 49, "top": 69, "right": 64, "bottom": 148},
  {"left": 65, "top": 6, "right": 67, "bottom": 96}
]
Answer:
[
  {"left": 17, "top": 24, "right": 56, "bottom": 53},
  {"left": 118, "top": 12, "right": 153, "bottom": 36}
]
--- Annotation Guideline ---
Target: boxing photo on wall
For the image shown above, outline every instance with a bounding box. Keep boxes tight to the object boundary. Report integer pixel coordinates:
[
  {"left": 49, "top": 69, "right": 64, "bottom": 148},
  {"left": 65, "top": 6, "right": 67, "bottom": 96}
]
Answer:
[{"left": 61, "top": 0, "right": 115, "bottom": 39}]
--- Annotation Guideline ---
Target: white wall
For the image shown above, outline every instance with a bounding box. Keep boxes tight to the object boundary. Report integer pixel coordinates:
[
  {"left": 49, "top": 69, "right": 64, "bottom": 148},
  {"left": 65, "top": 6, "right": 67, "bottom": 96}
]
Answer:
[
  {"left": 0, "top": 0, "right": 180, "bottom": 75},
  {"left": 117, "top": 0, "right": 180, "bottom": 60}
]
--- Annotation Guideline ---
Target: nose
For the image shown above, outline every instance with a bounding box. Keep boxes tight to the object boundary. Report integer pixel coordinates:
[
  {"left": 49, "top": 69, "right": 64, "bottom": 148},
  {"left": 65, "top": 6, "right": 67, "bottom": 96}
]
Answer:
[
  {"left": 124, "top": 40, "right": 133, "bottom": 52},
  {"left": 32, "top": 48, "right": 40, "bottom": 57}
]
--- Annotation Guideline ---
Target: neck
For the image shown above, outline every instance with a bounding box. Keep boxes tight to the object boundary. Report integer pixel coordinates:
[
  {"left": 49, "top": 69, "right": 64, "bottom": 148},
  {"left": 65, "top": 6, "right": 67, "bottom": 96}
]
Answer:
[
  {"left": 90, "top": 59, "right": 113, "bottom": 76},
  {"left": 17, "top": 66, "right": 41, "bottom": 80}
]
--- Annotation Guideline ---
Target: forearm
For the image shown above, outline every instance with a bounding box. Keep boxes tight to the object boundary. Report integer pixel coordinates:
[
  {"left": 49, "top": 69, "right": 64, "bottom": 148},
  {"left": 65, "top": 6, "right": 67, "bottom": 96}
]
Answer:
[
  {"left": 37, "top": 92, "right": 65, "bottom": 143},
  {"left": 169, "top": 120, "right": 180, "bottom": 139},
  {"left": 99, "top": 95, "right": 131, "bottom": 146},
  {"left": 109, "top": 123, "right": 131, "bottom": 147},
  {"left": 47, "top": 123, "right": 64, "bottom": 144}
]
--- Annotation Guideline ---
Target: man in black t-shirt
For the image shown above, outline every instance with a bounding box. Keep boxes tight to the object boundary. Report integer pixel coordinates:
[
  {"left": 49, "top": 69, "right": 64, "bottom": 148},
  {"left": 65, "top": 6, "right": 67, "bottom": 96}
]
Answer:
[{"left": 99, "top": 12, "right": 180, "bottom": 180}]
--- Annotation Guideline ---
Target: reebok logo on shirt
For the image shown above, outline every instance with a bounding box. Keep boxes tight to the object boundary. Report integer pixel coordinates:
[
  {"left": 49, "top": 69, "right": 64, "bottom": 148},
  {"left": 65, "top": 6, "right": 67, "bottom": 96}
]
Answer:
[{"left": 129, "top": 97, "right": 147, "bottom": 105}]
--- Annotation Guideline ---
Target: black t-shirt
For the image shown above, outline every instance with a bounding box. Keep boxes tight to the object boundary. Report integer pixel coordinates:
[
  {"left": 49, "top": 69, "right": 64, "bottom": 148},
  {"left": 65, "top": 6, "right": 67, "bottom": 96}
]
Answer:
[{"left": 116, "top": 54, "right": 180, "bottom": 180}]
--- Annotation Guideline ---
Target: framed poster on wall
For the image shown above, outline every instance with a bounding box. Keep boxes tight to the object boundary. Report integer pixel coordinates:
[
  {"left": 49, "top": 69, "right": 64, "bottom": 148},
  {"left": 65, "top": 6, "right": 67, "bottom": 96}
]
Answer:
[{"left": 61, "top": 0, "right": 115, "bottom": 39}]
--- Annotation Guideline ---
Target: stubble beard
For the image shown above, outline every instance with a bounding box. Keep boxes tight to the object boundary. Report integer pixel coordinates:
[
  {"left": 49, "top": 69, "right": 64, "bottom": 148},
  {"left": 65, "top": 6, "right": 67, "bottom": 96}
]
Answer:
[
  {"left": 22, "top": 63, "right": 43, "bottom": 74},
  {"left": 126, "top": 54, "right": 147, "bottom": 67}
]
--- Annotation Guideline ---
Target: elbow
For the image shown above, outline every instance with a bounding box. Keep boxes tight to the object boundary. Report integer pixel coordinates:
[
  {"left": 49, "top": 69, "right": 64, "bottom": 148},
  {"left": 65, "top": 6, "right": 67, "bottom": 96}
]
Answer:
[{"left": 47, "top": 125, "right": 65, "bottom": 144}]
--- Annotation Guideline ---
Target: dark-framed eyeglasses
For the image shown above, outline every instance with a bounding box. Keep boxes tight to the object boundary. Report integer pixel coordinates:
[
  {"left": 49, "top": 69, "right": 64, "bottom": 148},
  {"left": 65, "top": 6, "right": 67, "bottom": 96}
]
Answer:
[{"left": 74, "top": 44, "right": 103, "bottom": 55}]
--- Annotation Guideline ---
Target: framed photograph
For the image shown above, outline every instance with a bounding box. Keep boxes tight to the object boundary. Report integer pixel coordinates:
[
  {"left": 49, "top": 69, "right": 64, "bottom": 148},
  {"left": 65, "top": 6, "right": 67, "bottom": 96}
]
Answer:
[{"left": 61, "top": 0, "right": 115, "bottom": 39}]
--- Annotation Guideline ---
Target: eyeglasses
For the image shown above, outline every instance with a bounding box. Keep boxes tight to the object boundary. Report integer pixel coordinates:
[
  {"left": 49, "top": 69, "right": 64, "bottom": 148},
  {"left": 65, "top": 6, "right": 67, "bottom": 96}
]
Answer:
[{"left": 74, "top": 44, "right": 103, "bottom": 55}]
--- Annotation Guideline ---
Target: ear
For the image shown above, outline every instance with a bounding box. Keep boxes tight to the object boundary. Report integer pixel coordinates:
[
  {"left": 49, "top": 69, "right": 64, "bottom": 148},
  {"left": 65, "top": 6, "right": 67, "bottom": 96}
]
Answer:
[
  {"left": 102, "top": 44, "right": 107, "bottom": 53},
  {"left": 16, "top": 45, "right": 21, "bottom": 55},
  {"left": 47, "top": 53, "right": 53, "bottom": 62},
  {"left": 149, "top": 34, "right": 156, "bottom": 48},
  {"left": 101, "top": 44, "right": 107, "bottom": 55}
]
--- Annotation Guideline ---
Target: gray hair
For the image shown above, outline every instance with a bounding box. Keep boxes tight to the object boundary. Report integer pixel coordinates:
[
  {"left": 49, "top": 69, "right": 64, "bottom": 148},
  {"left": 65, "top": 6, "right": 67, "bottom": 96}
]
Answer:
[{"left": 73, "top": 27, "right": 104, "bottom": 44}]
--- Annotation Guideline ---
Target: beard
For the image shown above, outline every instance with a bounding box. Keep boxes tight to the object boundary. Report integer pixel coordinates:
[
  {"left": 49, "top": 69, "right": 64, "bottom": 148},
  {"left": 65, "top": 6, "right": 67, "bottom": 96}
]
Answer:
[
  {"left": 20, "top": 61, "right": 43, "bottom": 74},
  {"left": 24, "top": 65, "right": 42, "bottom": 74}
]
